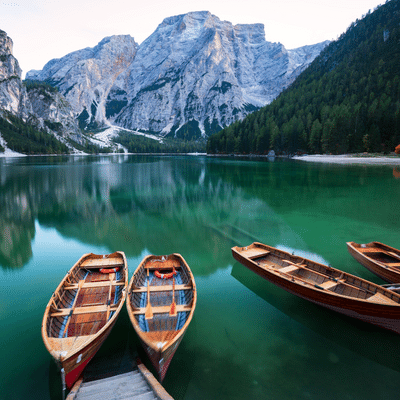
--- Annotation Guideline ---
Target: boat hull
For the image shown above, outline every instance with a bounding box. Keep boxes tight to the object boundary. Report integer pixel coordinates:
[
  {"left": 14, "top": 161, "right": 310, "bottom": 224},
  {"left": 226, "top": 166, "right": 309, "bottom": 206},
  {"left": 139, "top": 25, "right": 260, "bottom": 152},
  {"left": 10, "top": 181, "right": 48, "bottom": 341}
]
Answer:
[
  {"left": 139, "top": 334, "right": 184, "bottom": 381},
  {"left": 42, "top": 251, "right": 128, "bottom": 389},
  {"left": 232, "top": 243, "right": 400, "bottom": 335},
  {"left": 347, "top": 241, "right": 400, "bottom": 283},
  {"left": 61, "top": 317, "right": 116, "bottom": 388},
  {"left": 127, "top": 253, "right": 196, "bottom": 381}
]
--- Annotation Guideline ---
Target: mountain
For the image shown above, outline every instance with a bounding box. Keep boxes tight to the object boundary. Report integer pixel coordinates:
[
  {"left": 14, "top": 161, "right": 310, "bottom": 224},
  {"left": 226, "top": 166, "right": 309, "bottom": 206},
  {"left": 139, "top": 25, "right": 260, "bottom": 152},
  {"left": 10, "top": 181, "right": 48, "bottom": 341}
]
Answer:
[
  {"left": 0, "top": 30, "right": 85, "bottom": 154},
  {"left": 26, "top": 11, "right": 329, "bottom": 139},
  {"left": 24, "top": 80, "right": 81, "bottom": 142},
  {"left": 207, "top": 0, "right": 400, "bottom": 155},
  {"left": 27, "top": 35, "right": 138, "bottom": 131},
  {"left": 0, "top": 30, "right": 31, "bottom": 119}
]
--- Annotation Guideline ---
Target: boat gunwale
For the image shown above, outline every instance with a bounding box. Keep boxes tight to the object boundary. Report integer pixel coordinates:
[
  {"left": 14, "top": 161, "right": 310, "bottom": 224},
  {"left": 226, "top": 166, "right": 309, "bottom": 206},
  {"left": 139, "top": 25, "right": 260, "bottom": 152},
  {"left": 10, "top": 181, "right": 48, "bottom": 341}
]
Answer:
[
  {"left": 126, "top": 253, "right": 197, "bottom": 353},
  {"left": 347, "top": 241, "right": 400, "bottom": 282},
  {"left": 232, "top": 242, "right": 400, "bottom": 308},
  {"left": 347, "top": 241, "right": 400, "bottom": 264},
  {"left": 41, "top": 251, "right": 128, "bottom": 361}
]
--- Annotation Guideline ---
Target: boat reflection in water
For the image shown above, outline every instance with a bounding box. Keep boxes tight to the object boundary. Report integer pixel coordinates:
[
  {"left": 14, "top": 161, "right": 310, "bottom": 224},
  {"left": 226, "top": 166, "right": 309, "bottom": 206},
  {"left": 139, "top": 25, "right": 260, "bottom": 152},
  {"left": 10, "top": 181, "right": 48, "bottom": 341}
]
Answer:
[{"left": 231, "top": 248, "right": 400, "bottom": 374}]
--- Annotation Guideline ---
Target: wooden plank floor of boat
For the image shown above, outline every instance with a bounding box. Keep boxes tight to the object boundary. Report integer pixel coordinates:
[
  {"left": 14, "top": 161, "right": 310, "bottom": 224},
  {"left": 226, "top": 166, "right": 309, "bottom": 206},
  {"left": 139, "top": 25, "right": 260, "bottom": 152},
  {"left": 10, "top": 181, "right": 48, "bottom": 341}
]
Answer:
[{"left": 50, "top": 271, "right": 121, "bottom": 343}]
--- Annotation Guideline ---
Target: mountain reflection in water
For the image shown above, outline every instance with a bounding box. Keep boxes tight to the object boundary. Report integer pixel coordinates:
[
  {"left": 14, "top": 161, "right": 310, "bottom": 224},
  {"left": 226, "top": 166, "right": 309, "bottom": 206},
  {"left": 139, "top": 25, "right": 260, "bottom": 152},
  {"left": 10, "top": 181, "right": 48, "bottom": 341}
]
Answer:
[
  {"left": 0, "top": 155, "right": 290, "bottom": 271},
  {"left": 1, "top": 155, "right": 399, "bottom": 272}
]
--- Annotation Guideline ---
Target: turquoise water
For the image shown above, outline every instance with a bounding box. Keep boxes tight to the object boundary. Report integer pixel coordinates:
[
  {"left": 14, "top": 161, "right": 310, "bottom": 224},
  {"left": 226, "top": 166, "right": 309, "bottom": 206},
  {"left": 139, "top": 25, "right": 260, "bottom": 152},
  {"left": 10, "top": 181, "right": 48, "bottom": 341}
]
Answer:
[{"left": 1, "top": 155, "right": 400, "bottom": 399}]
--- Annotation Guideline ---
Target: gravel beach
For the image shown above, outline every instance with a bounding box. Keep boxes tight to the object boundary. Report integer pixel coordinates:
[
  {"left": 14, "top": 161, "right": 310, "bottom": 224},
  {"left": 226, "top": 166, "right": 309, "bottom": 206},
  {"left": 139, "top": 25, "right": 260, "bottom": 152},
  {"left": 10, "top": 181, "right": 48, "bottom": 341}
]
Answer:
[{"left": 292, "top": 154, "right": 400, "bottom": 165}]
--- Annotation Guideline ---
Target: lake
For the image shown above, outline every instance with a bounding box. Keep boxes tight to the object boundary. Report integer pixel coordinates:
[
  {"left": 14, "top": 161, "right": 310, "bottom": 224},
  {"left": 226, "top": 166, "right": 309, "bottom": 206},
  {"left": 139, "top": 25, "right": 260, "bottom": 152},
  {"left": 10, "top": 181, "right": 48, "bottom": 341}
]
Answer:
[{"left": 1, "top": 154, "right": 400, "bottom": 400}]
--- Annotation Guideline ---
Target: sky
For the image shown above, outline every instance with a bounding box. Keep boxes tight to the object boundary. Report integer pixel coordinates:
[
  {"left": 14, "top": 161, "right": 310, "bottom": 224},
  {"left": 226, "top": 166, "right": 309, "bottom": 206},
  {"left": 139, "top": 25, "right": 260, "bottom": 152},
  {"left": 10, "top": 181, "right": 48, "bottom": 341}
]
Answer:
[{"left": 1, "top": 0, "right": 384, "bottom": 78}]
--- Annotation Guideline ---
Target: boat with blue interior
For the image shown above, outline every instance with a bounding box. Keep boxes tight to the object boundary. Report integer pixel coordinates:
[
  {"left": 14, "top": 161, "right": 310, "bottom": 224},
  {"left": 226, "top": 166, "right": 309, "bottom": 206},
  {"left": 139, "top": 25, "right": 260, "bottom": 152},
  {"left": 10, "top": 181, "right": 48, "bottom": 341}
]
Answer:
[{"left": 126, "top": 253, "right": 196, "bottom": 381}]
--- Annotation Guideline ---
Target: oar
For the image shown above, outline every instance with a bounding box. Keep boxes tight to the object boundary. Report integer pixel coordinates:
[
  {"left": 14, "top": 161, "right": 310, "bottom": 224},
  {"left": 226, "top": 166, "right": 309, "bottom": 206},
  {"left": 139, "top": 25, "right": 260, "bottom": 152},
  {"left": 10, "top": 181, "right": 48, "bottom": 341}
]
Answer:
[
  {"left": 382, "top": 283, "right": 400, "bottom": 292},
  {"left": 169, "top": 268, "right": 177, "bottom": 316},
  {"left": 386, "top": 251, "right": 400, "bottom": 262},
  {"left": 145, "top": 268, "right": 153, "bottom": 320}
]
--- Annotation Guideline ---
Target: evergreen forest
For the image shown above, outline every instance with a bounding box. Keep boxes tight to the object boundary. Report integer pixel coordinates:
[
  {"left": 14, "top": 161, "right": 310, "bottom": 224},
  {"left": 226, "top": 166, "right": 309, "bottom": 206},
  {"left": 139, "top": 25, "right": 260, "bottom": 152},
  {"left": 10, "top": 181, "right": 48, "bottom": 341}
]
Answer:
[
  {"left": 114, "top": 131, "right": 206, "bottom": 154},
  {"left": 0, "top": 113, "right": 70, "bottom": 155},
  {"left": 0, "top": 112, "right": 112, "bottom": 155},
  {"left": 207, "top": 0, "right": 400, "bottom": 155}
]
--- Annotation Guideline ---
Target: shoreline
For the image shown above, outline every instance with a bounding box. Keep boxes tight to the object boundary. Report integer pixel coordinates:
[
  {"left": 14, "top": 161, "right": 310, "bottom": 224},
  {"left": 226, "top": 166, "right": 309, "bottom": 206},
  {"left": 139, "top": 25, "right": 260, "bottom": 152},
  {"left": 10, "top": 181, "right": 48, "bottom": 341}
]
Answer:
[
  {"left": 291, "top": 154, "right": 400, "bottom": 165},
  {"left": 1, "top": 151, "right": 400, "bottom": 165},
  {"left": 0, "top": 151, "right": 208, "bottom": 158}
]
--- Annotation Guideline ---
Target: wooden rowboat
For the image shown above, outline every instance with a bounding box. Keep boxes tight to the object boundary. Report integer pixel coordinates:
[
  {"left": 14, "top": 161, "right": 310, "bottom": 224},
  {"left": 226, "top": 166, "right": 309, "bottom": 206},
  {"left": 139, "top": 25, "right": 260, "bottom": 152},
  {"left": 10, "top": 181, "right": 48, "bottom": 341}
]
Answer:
[
  {"left": 232, "top": 242, "right": 400, "bottom": 334},
  {"left": 347, "top": 241, "right": 400, "bottom": 283},
  {"left": 127, "top": 254, "right": 196, "bottom": 381},
  {"left": 42, "top": 251, "right": 128, "bottom": 390}
]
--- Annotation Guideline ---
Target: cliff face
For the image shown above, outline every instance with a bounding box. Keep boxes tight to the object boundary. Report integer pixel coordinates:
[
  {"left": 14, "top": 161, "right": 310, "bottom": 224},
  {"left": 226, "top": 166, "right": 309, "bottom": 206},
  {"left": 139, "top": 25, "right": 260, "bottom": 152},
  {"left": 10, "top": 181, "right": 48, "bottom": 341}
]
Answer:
[
  {"left": 26, "top": 12, "right": 329, "bottom": 138},
  {"left": 0, "top": 30, "right": 31, "bottom": 119},
  {"left": 0, "top": 30, "right": 81, "bottom": 149},
  {"left": 116, "top": 12, "right": 328, "bottom": 137},
  {"left": 25, "top": 83, "right": 81, "bottom": 142},
  {"left": 27, "top": 35, "right": 139, "bottom": 131}
]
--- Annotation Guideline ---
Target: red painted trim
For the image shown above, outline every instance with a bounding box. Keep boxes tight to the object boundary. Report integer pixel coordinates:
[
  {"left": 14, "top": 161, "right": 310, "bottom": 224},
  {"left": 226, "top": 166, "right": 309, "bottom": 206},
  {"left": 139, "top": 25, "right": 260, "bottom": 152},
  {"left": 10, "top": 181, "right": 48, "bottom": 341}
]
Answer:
[
  {"left": 65, "top": 355, "right": 93, "bottom": 389},
  {"left": 154, "top": 268, "right": 176, "bottom": 280},
  {"left": 100, "top": 266, "right": 120, "bottom": 274}
]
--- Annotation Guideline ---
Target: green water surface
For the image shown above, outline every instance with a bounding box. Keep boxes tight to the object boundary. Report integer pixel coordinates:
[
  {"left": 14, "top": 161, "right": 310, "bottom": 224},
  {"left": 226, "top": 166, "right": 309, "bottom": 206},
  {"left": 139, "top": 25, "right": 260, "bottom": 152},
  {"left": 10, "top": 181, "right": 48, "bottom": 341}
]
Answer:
[{"left": 1, "top": 155, "right": 400, "bottom": 400}]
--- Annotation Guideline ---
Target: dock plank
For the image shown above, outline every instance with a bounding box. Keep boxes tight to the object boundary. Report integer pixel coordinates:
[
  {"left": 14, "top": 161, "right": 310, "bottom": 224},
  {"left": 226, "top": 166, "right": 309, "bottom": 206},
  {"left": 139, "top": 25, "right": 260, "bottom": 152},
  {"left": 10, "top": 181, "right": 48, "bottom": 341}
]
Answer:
[{"left": 65, "top": 352, "right": 173, "bottom": 400}]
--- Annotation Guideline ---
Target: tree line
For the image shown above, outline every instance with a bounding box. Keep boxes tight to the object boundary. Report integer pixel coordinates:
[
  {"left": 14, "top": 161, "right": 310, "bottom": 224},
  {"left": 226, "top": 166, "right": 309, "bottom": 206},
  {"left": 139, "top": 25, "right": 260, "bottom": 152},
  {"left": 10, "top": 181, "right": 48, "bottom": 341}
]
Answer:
[
  {"left": 114, "top": 130, "right": 206, "bottom": 153},
  {"left": 0, "top": 113, "right": 70, "bottom": 154},
  {"left": 207, "top": 0, "right": 400, "bottom": 155}
]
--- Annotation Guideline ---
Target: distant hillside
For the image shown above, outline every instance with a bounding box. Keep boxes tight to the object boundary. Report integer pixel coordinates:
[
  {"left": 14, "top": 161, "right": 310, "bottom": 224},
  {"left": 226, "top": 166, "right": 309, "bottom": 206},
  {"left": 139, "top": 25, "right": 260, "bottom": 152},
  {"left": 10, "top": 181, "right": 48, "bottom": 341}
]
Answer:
[{"left": 207, "top": 0, "right": 400, "bottom": 155}]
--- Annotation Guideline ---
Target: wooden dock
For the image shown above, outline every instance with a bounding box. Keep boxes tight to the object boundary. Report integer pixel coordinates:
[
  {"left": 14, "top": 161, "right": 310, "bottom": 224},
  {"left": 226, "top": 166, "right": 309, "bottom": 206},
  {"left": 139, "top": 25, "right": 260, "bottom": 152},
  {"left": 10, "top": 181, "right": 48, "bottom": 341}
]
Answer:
[{"left": 66, "top": 351, "right": 173, "bottom": 400}]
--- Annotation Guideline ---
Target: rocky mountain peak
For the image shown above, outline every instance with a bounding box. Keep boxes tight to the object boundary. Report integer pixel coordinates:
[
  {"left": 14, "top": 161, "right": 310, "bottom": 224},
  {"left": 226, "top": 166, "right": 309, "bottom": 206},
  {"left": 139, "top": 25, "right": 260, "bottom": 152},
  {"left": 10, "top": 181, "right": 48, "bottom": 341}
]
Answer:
[
  {"left": 0, "top": 30, "right": 26, "bottom": 116},
  {"left": 0, "top": 30, "right": 14, "bottom": 56},
  {"left": 22, "top": 12, "right": 329, "bottom": 139},
  {"left": 0, "top": 29, "right": 82, "bottom": 151},
  {"left": 26, "top": 35, "right": 138, "bottom": 129}
]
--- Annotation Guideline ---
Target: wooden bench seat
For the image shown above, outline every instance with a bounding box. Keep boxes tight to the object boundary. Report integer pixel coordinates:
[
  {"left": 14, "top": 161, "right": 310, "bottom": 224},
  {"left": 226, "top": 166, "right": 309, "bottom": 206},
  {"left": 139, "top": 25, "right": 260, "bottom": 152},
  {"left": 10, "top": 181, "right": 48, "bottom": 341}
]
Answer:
[
  {"left": 50, "top": 304, "right": 118, "bottom": 317},
  {"left": 80, "top": 258, "right": 124, "bottom": 269},
  {"left": 318, "top": 280, "right": 338, "bottom": 290},
  {"left": 248, "top": 251, "right": 270, "bottom": 260},
  {"left": 367, "top": 292, "right": 399, "bottom": 305},
  {"left": 279, "top": 265, "right": 299, "bottom": 274},
  {"left": 131, "top": 284, "right": 191, "bottom": 293},
  {"left": 145, "top": 265, "right": 182, "bottom": 271},
  {"left": 64, "top": 281, "right": 125, "bottom": 290},
  {"left": 131, "top": 304, "right": 192, "bottom": 315},
  {"left": 359, "top": 247, "right": 380, "bottom": 253}
]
